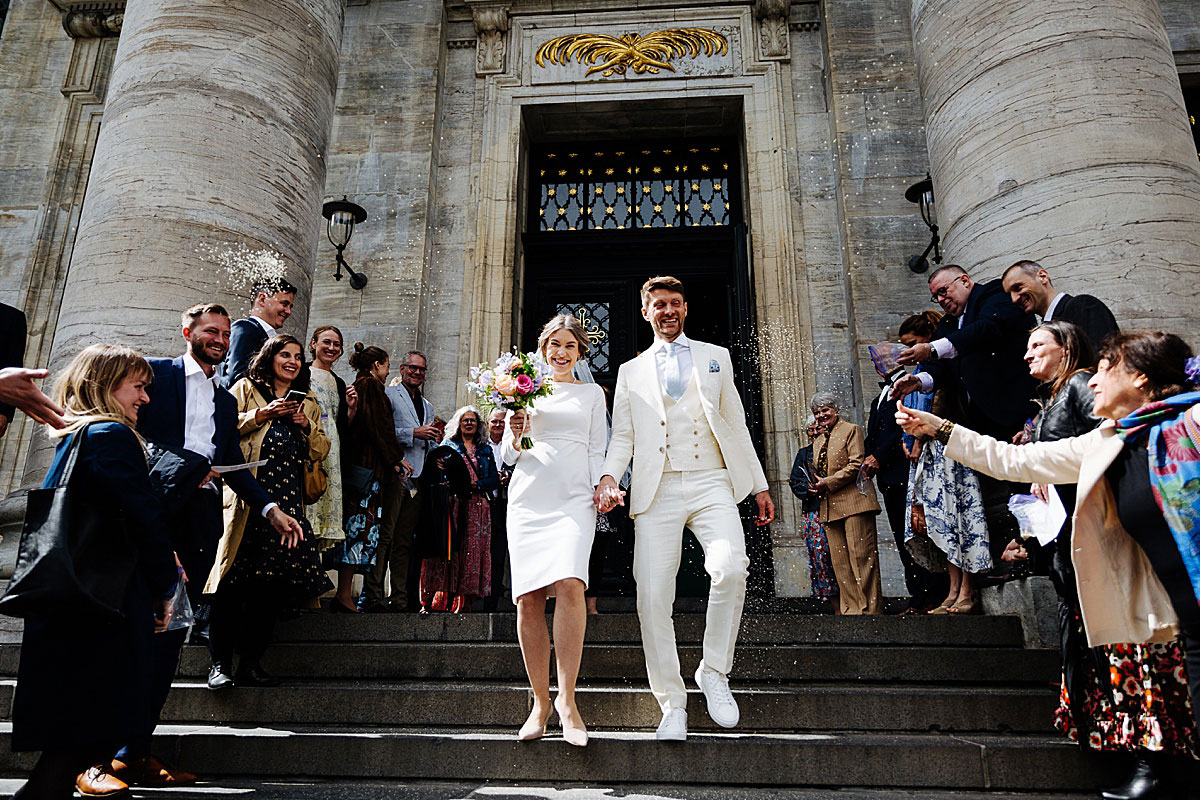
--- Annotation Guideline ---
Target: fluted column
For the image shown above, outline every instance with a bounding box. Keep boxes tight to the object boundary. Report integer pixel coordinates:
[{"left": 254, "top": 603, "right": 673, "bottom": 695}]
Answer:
[
  {"left": 911, "top": 0, "right": 1200, "bottom": 330},
  {"left": 27, "top": 0, "right": 344, "bottom": 482}
]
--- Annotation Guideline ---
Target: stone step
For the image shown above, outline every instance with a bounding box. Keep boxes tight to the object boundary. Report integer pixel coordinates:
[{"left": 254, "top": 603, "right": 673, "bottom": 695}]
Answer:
[
  {"left": 263, "top": 612, "right": 1029, "bottom": 647},
  {"left": 0, "top": 679, "right": 1056, "bottom": 733},
  {"left": 0, "top": 725, "right": 1104, "bottom": 792},
  {"left": 156, "top": 643, "right": 1060, "bottom": 684},
  {"left": 0, "top": 776, "right": 1099, "bottom": 799}
]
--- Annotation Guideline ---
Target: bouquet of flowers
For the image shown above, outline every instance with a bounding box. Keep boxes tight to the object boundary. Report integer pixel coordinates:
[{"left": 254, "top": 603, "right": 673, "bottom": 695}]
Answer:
[{"left": 465, "top": 350, "right": 555, "bottom": 449}]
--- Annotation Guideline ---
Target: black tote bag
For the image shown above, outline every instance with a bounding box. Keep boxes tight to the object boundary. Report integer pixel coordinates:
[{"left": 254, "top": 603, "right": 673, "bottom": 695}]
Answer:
[{"left": 0, "top": 425, "right": 136, "bottom": 619}]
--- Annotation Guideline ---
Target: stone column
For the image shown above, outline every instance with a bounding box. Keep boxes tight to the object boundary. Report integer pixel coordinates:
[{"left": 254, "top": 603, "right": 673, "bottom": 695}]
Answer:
[
  {"left": 911, "top": 0, "right": 1200, "bottom": 331},
  {"left": 26, "top": 0, "right": 344, "bottom": 482}
]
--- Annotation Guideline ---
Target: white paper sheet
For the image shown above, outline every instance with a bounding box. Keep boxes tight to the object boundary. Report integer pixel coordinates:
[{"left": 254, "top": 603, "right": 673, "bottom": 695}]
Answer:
[
  {"left": 210, "top": 460, "right": 267, "bottom": 474},
  {"left": 1008, "top": 486, "right": 1068, "bottom": 546}
]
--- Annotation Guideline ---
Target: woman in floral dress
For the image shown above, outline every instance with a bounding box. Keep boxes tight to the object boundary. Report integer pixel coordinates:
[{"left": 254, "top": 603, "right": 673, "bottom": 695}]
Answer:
[
  {"left": 419, "top": 406, "right": 499, "bottom": 613},
  {"left": 306, "top": 325, "right": 356, "bottom": 556}
]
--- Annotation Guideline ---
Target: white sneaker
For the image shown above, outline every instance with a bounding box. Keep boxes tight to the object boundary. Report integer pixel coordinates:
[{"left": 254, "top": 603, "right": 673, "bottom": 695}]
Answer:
[
  {"left": 656, "top": 707, "right": 687, "bottom": 741},
  {"left": 695, "top": 663, "right": 740, "bottom": 728}
]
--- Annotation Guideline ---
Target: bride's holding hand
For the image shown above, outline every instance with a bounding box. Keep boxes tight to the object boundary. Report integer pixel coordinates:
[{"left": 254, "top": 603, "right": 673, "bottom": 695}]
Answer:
[{"left": 504, "top": 314, "right": 608, "bottom": 747}]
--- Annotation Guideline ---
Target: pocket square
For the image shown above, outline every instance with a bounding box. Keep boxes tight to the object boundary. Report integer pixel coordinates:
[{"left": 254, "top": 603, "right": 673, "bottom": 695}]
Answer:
[{"left": 709, "top": 359, "right": 720, "bottom": 373}]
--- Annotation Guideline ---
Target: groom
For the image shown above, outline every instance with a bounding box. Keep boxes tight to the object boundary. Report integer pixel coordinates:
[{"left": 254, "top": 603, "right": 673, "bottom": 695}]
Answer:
[{"left": 597, "top": 275, "right": 775, "bottom": 741}]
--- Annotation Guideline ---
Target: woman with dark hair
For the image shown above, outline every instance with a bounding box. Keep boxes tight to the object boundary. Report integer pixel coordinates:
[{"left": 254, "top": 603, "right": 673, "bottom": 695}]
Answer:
[
  {"left": 333, "top": 344, "right": 408, "bottom": 613},
  {"left": 418, "top": 405, "right": 498, "bottom": 614},
  {"left": 204, "top": 334, "right": 330, "bottom": 688},
  {"left": 11, "top": 345, "right": 177, "bottom": 799},
  {"left": 898, "top": 310, "right": 989, "bottom": 614},
  {"left": 307, "top": 325, "right": 357, "bottom": 555},
  {"left": 898, "top": 331, "right": 1200, "bottom": 799}
]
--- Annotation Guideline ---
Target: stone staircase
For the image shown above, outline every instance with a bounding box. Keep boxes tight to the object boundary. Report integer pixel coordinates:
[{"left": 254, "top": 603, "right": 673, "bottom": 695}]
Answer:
[{"left": 0, "top": 612, "right": 1109, "bottom": 793}]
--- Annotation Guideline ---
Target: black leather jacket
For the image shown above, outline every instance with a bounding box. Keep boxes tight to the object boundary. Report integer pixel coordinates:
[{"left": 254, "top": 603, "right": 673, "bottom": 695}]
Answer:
[{"left": 1032, "top": 370, "right": 1100, "bottom": 444}]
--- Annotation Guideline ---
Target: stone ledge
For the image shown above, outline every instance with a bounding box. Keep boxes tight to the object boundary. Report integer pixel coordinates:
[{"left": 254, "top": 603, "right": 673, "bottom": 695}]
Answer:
[{"left": 980, "top": 576, "right": 1058, "bottom": 650}]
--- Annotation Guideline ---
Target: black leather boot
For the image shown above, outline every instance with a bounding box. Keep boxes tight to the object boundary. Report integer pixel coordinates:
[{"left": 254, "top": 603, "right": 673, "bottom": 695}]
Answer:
[
  {"left": 234, "top": 661, "right": 281, "bottom": 687},
  {"left": 1100, "top": 756, "right": 1163, "bottom": 800}
]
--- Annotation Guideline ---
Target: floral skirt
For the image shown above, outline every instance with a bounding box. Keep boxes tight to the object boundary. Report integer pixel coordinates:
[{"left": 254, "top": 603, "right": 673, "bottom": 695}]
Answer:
[
  {"left": 801, "top": 511, "right": 838, "bottom": 602},
  {"left": 1053, "top": 608, "right": 1198, "bottom": 758},
  {"left": 341, "top": 476, "right": 383, "bottom": 571},
  {"left": 420, "top": 493, "right": 493, "bottom": 605}
]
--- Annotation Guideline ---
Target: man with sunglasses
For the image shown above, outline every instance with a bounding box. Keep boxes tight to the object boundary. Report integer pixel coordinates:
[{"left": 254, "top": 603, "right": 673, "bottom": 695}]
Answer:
[{"left": 363, "top": 351, "right": 438, "bottom": 612}]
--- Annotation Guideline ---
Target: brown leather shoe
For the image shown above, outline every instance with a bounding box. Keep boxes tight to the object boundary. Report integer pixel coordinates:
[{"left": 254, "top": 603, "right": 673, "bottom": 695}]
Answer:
[
  {"left": 75, "top": 764, "right": 129, "bottom": 797},
  {"left": 110, "top": 755, "right": 198, "bottom": 787}
]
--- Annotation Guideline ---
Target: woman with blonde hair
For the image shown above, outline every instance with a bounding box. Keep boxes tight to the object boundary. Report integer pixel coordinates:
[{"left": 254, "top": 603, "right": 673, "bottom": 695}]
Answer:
[
  {"left": 11, "top": 345, "right": 177, "bottom": 799},
  {"left": 505, "top": 313, "right": 607, "bottom": 746},
  {"left": 307, "top": 325, "right": 357, "bottom": 555}
]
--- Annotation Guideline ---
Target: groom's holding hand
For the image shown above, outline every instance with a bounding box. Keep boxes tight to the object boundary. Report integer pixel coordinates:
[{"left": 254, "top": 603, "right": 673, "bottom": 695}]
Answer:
[{"left": 596, "top": 275, "right": 774, "bottom": 741}]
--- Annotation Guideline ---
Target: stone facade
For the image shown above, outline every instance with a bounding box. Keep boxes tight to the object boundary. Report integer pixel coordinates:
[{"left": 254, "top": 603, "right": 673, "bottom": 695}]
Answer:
[{"left": 0, "top": 0, "right": 1197, "bottom": 595}]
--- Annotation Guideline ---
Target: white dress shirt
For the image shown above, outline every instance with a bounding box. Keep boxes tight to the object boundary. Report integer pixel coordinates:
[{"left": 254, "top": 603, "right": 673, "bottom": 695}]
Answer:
[
  {"left": 918, "top": 316, "right": 961, "bottom": 393},
  {"left": 182, "top": 352, "right": 218, "bottom": 462},
  {"left": 251, "top": 315, "right": 275, "bottom": 338},
  {"left": 648, "top": 333, "right": 694, "bottom": 391},
  {"left": 1043, "top": 291, "right": 1066, "bottom": 322}
]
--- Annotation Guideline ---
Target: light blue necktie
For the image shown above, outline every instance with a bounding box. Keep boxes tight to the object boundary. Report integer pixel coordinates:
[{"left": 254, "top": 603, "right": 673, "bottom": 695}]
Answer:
[{"left": 664, "top": 342, "right": 684, "bottom": 400}]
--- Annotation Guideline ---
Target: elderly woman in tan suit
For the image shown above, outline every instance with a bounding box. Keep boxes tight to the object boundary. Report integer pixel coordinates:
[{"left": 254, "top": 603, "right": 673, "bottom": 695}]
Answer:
[{"left": 809, "top": 392, "right": 882, "bottom": 615}]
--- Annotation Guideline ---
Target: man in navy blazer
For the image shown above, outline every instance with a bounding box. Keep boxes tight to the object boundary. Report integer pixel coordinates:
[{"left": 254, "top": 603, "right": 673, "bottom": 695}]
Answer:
[
  {"left": 217, "top": 279, "right": 296, "bottom": 389},
  {"left": 894, "top": 264, "right": 1038, "bottom": 440},
  {"left": 88, "top": 303, "right": 303, "bottom": 793}
]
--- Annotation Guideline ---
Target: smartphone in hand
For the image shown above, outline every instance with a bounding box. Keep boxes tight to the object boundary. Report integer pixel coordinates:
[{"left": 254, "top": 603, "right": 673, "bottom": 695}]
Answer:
[{"left": 285, "top": 389, "right": 307, "bottom": 404}]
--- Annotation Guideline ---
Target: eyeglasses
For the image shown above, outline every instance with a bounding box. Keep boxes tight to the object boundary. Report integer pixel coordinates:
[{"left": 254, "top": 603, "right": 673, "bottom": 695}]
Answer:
[
  {"left": 403, "top": 364, "right": 427, "bottom": 373},
  {"left": 930, "top": 275, "right": 965, "bottom": 303}
]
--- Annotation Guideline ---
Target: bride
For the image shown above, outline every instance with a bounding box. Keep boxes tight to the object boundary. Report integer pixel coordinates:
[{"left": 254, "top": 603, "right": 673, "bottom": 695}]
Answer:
[{"left": 505, "top": 314, "right": 608, "bottom": 747}]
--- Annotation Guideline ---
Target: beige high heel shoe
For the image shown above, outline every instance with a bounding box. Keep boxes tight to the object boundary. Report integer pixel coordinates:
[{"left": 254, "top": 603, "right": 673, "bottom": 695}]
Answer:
[
  {"left": 554, "top": 696, "right": 589, "bottom": 747},
  {"left": 517, "top": 704, "right": 553, "bottom": 741}
]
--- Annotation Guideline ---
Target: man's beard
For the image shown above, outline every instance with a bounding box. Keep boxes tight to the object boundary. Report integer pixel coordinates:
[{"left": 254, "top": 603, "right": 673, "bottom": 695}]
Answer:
[{"left": 191, "top": 338, "right": 225, "bottom": 367}]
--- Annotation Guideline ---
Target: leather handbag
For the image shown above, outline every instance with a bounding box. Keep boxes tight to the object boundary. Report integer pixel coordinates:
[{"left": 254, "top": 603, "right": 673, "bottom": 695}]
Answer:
[
  {"left": 0, "top": 426, "right": 136, "bottom": 619},
  {"left": 303, "top": 457, "right": 328, "bottom": 505}
]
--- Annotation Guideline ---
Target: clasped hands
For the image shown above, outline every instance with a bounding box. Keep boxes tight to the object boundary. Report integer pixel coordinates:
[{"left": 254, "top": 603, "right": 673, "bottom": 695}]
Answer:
[{"left": 593, "top": 475, "right": 776, "bottom": 526}]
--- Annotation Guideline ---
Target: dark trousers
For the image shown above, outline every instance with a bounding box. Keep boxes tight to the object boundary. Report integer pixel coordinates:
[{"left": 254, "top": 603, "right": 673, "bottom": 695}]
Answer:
[
  {"left": 482, "top": 496, "right": 508, "bottom": 610},
  {"left": 879, "top": 480, "right": 948, "bottom": 609},
  {"left": 207, "top": 581, "right": 282, "bottom": 670},
  {"left": 363, "top": 481, "right": 421, "bottom": 610},
  {"left": 116, "top": 489, "right": 221, "bottom": 761}
]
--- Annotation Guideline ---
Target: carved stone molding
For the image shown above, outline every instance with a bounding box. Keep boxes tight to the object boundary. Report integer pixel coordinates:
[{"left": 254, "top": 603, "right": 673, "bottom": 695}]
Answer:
[
  {"left": 754, "top": 0, "right": 791, "bottom": 61},
  {"left": 447, "top": 39, "right": 477, "bottom": 50},
  {"left": 790, "top": 21, "right": 820, "bottom": 33},
  {"left": 62, "top": 10, "right": 123, "bottom": 38},
  {"left": 469, "top": 2, "right": 510, "bottom": 76}
]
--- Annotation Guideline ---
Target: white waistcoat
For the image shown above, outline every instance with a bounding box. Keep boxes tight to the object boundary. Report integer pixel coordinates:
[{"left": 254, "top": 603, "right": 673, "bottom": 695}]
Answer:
[{"left": 663, "top": 373, "right": 726, "bottom": 472}]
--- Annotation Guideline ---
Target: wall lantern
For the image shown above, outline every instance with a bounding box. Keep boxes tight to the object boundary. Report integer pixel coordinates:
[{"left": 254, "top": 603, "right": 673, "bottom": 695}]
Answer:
[
  {"left": 904, "top": 174, "right": 941, "bottom": 274},
  {"left": 321, "top": 196, "right": 368, "bottom": 290}
]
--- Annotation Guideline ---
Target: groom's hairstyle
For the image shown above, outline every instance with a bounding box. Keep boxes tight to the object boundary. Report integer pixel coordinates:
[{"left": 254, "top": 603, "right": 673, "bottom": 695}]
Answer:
[
  {"left": 181, "top": 302, "right": 230, "bottom": 331},
  {"left": 640, "top": 275, "right": 686, "bottom": 307}
]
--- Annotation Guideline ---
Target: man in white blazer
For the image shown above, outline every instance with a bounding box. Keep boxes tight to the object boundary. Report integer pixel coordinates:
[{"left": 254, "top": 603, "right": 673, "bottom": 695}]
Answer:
[{"left": 597, "top": 275, "right": 775, "bottom": 741}]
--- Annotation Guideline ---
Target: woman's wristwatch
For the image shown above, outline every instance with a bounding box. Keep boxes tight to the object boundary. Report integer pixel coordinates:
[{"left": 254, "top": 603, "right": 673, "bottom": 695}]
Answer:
[{"left": 934, "top": 419, "right": 955, "bottom": 445}]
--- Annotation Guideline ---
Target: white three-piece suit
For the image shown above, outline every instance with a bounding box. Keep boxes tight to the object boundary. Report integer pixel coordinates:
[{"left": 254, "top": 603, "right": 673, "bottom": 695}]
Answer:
[{"left": 601, "top": 335, "right": 769, "bottom": 711}]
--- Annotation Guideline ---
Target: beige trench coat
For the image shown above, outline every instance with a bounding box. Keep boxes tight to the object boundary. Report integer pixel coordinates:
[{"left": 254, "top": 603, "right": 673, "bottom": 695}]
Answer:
[
  {"left": 203, "top": 377, "right": 331, "bottom": 594},
  {"left": 813, "top": 418, "right": 881, "bottom": 524},
  {"left": 946, "top": 418, "right": 1189, "bottom": 646}
]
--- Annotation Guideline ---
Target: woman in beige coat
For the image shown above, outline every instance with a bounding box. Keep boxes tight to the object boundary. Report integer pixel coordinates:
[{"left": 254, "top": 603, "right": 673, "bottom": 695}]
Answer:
[
  {"left": 808, "top": 392, "right": 882, "bottom": 615},
  {"left": 205, "top": 334, "right": 330, "bottom": 689},
  {"left": 897, "top": 331, "right": 1200, "bottom": 800}
]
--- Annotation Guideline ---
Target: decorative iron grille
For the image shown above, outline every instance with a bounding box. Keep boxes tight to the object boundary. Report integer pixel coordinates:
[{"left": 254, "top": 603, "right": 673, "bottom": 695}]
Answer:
[
  {"left": 556, "top": 302, "right": 611, "bottom": 373},
  {"left": 534, "top": 144, "right": 735, "bottom": 232}
]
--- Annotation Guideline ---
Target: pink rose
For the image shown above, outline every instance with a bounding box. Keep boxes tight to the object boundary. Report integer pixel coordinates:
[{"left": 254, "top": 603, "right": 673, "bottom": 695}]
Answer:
[{"left": 514, "top": 374, "right": 534, "bottom": 394}]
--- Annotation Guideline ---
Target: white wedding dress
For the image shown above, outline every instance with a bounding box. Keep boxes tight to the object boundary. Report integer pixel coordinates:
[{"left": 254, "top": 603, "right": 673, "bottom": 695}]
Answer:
[{"left": 504, "top": 381, "right": 608, "bottom": 599}]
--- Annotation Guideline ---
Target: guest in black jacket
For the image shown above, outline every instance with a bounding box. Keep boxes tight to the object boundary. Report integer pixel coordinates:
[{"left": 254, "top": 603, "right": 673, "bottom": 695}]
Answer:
[
  {"left": 0, "top": 301, "right": 28, "bottom": 438},
  {"left": 11, "top": 345, "right": 177, "bottom": 800},
  {"left": 894, "top": 265, "right": 1039, "bottom": 440},
  {"left": 88, "top": 304, "right": 303, "bottom": 793},
  {"left": 863, "top": 354, "right": 944, "bottom": 613},
  {"left": 1001, "top": 260, "right": 1119, "bottom": 355},
  {"left": 218, "top": 279, "right": 296, "bottom": 389}
]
